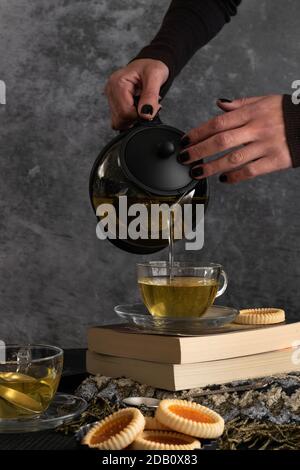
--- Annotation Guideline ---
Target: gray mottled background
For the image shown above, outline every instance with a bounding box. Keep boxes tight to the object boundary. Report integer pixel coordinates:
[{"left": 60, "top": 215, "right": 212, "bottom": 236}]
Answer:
[{"left": 0, "top": 0, "right": 300, "bottom": 347}]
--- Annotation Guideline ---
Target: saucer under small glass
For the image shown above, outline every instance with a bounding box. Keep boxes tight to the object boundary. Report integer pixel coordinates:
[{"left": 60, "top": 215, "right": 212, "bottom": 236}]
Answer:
[
  {"left": 0, "top": 393, "right": 87, "bottom": 433},
  {"left": 0, "top": 344, "right": 87, "bottom": 433},
  {"left": 114, "top": 303, "right": 238, "bottom": 336}
]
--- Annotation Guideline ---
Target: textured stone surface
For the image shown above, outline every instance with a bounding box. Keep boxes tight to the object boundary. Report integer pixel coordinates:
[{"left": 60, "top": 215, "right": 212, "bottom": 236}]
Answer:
[{"left": 1, "top": 1, "right": 300, "bottom": 346}]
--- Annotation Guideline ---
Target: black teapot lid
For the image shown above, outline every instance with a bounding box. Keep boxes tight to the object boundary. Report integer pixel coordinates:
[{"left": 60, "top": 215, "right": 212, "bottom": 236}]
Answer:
[{"left": 120, "top": 123, "right": 197, "bottom": 196}]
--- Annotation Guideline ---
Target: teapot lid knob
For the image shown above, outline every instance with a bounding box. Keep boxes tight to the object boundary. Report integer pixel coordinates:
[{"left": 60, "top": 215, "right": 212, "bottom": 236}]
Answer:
[{"left": 157, "top": 141, "right": 175, "bottom": 158}]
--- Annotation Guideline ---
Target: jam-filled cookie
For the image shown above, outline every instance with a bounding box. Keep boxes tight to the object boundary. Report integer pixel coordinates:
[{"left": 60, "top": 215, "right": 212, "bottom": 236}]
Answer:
[
  {"left": 83, "top": 408, "right": 145, "bottom": 450},
  {"left": 156, "top": 399, "right": 224, "bottom": 438}
]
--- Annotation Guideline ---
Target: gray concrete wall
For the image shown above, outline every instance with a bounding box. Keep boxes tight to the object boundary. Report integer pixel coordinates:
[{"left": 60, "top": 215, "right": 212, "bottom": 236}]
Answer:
[{"left": 0, "top": 0, "right": 300, "bottom": 347}]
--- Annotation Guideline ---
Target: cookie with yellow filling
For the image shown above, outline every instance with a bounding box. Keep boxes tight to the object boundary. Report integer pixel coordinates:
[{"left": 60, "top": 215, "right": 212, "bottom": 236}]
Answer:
[
  {"left": 234, "top": 308, "right": 285, "bottom": 325},
  {"left": 82, "top": 408, "right": 145, "bottom": 450},
  {"left": 156, "top": 399, "right": 224, "bottom": 439},
  {"left": 131, "top": 430, "right": 201, "bottom": 450}
]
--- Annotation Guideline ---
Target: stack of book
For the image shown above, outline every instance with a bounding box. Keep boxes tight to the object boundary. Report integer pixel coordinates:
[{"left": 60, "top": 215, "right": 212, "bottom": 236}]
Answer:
[{"left": 87, "top": 322, "right": 300, "bottom": 391}]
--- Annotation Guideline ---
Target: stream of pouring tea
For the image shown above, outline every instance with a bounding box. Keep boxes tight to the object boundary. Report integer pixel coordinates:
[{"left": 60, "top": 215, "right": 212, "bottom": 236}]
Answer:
[
  {"left": 168, "top": 190, "right": 190, "bottom": 280},
  {"left": 168, "top": 211, "right": 175, "bottom": 280}
]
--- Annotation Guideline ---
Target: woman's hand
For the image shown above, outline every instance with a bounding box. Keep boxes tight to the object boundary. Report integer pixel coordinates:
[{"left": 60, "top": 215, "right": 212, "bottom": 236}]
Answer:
[
  {"left": 104, "top": 59, "right": 169, "bottom": 130},
  {"left": 179, "top": 95, "right": 292, "bottom": 183}
]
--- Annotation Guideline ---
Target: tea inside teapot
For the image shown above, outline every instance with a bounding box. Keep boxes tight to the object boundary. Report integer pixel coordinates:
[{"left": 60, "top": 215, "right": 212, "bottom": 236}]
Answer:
[{"left": 90, "top": 118, "right": 209, "bottom": 254}]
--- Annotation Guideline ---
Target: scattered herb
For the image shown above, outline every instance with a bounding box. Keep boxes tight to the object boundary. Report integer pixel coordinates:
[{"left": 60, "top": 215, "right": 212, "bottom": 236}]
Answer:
[{"left": 219, "top": 417, "right": 300, "bottom": 450}]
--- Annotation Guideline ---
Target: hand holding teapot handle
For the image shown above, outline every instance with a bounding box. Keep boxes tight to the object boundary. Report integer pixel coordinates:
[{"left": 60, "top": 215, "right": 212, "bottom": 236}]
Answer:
[{"left": 105, "top": 59, "right": 169, "bottom": 131}]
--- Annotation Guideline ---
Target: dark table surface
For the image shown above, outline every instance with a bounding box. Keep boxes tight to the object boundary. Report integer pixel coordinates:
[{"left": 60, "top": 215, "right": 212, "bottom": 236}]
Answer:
[
  {"left": 2, "top": 349, "right": 299, "bottom": 452},
  {"left": 0, "top": 349, "right": 88, "bottom": 450}
]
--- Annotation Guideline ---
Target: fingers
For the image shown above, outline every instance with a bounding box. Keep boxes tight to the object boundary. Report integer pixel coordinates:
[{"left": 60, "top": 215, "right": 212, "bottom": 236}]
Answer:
[
  {"left": 190, "top": 142, "right": 266, "bottom": 179},
  {"left": 182, "top": 94, "right": 292, "bottom": 185},
  {"left": 179, "top": 125, "right": 256, "bottom": 164},
  {"left": 105, "top": 59, "right": 169, "bottom": 129},
  {"left": 183, "top": 106, "right": 253, "bottom": 146},
  {"left": 217, "top": 96, "right": 263, "bottom": 112},
  {"left": 105, "top": 75, "right": 138, "bottom": 130},
  {"left": 111, "top": 100, "right": 137, "bottom": 131},
  {"left": 219, "top": 153, "right": 289, "bottom": 184},
  {"left": 137, "top": 68, "right": 165, "bottom": 119}
]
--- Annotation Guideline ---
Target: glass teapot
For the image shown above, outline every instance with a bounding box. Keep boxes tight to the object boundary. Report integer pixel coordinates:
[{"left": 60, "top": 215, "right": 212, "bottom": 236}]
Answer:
[{"left": 89, "top": 110, "right": 209, "bottom": 254}]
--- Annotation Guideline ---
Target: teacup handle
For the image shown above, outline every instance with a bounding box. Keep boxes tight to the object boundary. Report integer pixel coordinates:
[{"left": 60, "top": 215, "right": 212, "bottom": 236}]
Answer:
[{"left": 216, "top": 269, "right": 228, "bottom": 298}]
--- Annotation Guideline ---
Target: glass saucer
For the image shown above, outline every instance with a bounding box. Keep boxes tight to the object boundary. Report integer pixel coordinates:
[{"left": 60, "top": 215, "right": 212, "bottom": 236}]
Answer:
[
  {"left": 0, "top": 393, "right": 87, "bottom": 433},
  {"left": 114, "top": 303, "right": 238, "bottom": 336}
]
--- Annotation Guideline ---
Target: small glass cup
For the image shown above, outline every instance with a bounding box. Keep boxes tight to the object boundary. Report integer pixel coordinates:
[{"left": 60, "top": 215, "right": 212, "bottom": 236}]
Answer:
[
  {"left": 137, "top": 261, "right": 228, "bottom": 318},
  {"left": 0, "top": 344, "right": 63, "bottom": 420}
]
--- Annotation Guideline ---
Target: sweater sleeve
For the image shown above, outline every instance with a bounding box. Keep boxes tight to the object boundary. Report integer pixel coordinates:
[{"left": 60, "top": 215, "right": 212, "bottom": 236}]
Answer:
[
  {"left": 282, "top": 95, "right": 300, "bottom": 168},
  {"left": 132, "top": 0, "right": 242, "bottom": 94}
]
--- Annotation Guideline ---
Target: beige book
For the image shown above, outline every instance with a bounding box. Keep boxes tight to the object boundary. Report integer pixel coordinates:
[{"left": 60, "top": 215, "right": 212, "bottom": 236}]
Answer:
[
  {"left": 88, "top": 322, "right": 300, "bottom": 364},
  {"left": 86, "top": 347, "right": 300, "bottom": 391}
]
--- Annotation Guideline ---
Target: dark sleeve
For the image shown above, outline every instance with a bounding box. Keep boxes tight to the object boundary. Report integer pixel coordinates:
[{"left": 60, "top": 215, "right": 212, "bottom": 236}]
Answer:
[
  {"left": 282, "top": 95, "right": 300, "bottom": 168},
  {"left": 133, "top": 0, "right": 242, "bottom": 94}
]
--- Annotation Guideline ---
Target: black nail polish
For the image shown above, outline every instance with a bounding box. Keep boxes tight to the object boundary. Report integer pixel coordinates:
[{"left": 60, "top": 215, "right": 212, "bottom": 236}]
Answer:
[
  {"left": 180, "top": 135, "right": 190, "bottom": 148},
  {"left": 141, "top": 104, "right": 153, "bottom": 115},
  {"left": 191, "top": 166, "right": 204, "bottom": 178},
  {"left": 218, "top": 98, "right": 232, "bottom": 103},
  {"left": 219, "top": 174, "right": 227, "bottom": 182},
  {"left": 177, "top": 151, "right": 190, "bottom": 163}
]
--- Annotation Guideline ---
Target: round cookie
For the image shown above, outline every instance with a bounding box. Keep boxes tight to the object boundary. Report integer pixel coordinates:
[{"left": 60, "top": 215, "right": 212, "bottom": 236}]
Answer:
[
  {"left": 83, "top": 408, "right": 145, "bottom": 450},
  {"left": 234, "top": 308, "right": 285, "bottom": 325},
  {"left": 156, "top": 399, "right": 224, "bottom": 439}
]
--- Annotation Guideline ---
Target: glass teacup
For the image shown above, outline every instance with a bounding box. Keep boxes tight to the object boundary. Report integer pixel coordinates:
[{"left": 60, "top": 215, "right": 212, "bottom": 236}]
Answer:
[
  {"left": 137, "top": 261, "right": 228, "bottom": 318},
  {"left": 0, "top": 344, "right": 63, "bottom": 420}
]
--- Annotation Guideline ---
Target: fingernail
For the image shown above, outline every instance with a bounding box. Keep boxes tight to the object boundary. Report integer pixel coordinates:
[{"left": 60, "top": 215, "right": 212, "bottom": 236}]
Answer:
[
  {"left": 191, "top": 166, "right": 204, "bottom": 178},
  {"left": 218, "top": 98, "right": 232, "bottom": 103},
  {"left": 141, "top": 104, "right": 153, "bottom": 115},
  {"left": 219, "top": 174, "right": 227, "bottom": 182},
  {"left": 177, "top": 151, "right": 190, "bottom": 163},
  {"left": 180, "top": 135, "right": 190, "bottom": 148}
]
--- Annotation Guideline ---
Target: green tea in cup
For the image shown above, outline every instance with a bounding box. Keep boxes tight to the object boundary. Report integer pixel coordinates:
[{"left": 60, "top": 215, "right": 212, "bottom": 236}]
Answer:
[
  {"left": 0, "top": 345, "right": 63, "bottom": 419},
  {"left": 137, "top": 262, "right": 227, "bottom": 318}
]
